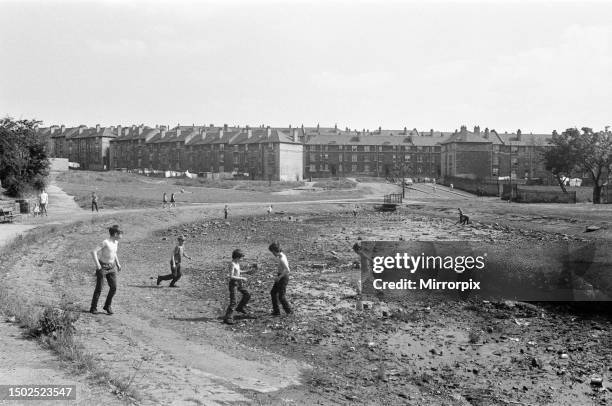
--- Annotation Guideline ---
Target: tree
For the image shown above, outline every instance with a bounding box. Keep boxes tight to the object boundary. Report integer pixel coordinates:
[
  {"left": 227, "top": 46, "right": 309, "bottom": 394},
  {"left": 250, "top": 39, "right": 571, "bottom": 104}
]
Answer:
[
  {"left": 0, "top": 117, "right": 50, "bottom": 197},
  {"left": 543, "top": 129, "right": 576, "bottom": 193},
  {"left": 570, "top": 127, "right": 612, "bottom": 204},
  {"left": 546, "top": 127, "right": 612, "bottom": 204}
]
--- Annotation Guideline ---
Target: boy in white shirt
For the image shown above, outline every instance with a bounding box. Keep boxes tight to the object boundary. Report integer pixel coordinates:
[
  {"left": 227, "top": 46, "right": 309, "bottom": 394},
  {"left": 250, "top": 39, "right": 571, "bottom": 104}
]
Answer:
[
  {"left": 269, "top": 243, "right": 292, "bottom": 316},
  {"left": 223, "top": 249, "right": 251, "bottom": 325},
  {"left": 90, "top": 225, "right": 123, "bottom": 315},
  {"left": 39, "top": 189, "right": 48, "bottom": 216}
]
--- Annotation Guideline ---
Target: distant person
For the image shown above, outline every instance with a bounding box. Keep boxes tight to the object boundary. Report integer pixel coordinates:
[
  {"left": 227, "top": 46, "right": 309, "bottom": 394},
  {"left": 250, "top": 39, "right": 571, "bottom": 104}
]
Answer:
[
  {"left": 91, "top": 192, "right": 99, "bottom": 212},
  {"left": 269, "top": 243, "right": 292, "bottom": 316},
  {"left": 224, "top": 249, "right": 251, "bottom": 325},
  {"left": 450, "top": 184, "right": 454, "bottom": 190},
  {"left": 352, "top": 204, "right": 359, "bottom": 217},
  {"left": 457, "top": 208, "right": 470, "bottom": 225},
  {"left": 267, "top": 204, "right": 273, "bottom": 216},
  {"left": 157, "top": 236, "right": 191, "bottom": 288},
  {"left": 162, "top": 192, "right": 168, "bottom": 209},
  {"left": 32, "top": 203, "right": 40, "bottom": 217},
  {"left": 170, "top": 192, "right": 176, "bottom": 208},
  {"left": 224, "top": 204, "right": 230, "bottom": 220},
  {"left": 39, "top": 189, "right": 48, "bottom": 216},
  {"left": 90, "top": 225, "right": 123, "bottom": 315}
]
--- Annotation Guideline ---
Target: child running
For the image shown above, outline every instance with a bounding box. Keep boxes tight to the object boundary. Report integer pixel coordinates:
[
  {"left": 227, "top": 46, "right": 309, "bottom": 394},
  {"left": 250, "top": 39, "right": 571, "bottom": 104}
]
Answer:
[
  {"left": 269, "top": 242, "right": 292, "bottom": 316},
  {"left": 90, "top": 225, "right": 123, "bottom": 315},
  {"left": 157, "top": 236, "right": 191, "bottom": 287},
  {"left": 223, "top": 249, "right": 251, "bottom": 325}
]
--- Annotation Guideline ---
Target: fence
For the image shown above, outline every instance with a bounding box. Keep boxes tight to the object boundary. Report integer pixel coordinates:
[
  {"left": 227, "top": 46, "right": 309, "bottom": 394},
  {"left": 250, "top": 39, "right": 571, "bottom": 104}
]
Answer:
[
  {"left": 502, "top": 184, "right": 577, "bottom": 203},
  {"left": 441, "top": 176, "right": 500, "bottom": 196}
]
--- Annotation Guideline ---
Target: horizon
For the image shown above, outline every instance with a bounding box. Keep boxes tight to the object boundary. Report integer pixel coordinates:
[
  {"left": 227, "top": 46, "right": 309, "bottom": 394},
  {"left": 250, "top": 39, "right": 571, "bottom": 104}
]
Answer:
[{"left": 2, "top": 0, "right": 611, "bottom": 134}]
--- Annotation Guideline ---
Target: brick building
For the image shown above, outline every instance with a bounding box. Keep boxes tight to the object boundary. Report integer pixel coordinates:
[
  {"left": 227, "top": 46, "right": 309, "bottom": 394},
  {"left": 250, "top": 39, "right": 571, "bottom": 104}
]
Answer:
[
  {"left": 441, "top": 126, "right": 552, "bottom": 181},
  {"left": 305, "top": 128, "right": 449, "bottom": 179},
  {"left": 110, "top": 125, "right": 160, "bottom": 170}
]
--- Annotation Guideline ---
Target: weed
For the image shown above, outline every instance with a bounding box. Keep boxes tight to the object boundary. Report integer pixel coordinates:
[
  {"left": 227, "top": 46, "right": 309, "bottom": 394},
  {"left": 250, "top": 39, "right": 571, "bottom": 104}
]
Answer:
[{"left": 468, "top": 329, "right": 481, "bottom": 344}]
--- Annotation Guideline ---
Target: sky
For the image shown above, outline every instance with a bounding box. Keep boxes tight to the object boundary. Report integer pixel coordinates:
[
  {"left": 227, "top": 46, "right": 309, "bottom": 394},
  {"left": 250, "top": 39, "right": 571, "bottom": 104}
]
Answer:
[{"left": 1, "top": 0, "right": 611, "bottom": 133}]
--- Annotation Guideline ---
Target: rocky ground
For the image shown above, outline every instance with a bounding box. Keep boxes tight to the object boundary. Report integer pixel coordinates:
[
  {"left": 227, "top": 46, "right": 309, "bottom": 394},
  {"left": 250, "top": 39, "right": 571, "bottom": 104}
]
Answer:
[{"left": 1, "top": 179, "right": 611, "bottom": 405}]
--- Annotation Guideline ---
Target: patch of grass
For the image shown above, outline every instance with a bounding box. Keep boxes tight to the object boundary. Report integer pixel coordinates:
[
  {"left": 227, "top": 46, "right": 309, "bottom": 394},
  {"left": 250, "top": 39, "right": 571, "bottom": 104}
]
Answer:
[{"left": 312, "top": 178, "right": 357, "bottom": 190}]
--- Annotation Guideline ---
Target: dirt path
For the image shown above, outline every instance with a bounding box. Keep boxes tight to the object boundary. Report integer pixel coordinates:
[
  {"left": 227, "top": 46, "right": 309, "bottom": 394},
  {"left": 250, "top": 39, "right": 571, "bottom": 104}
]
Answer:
[{"left": 0, "top": 182, "right": 122, "bottom": 405}]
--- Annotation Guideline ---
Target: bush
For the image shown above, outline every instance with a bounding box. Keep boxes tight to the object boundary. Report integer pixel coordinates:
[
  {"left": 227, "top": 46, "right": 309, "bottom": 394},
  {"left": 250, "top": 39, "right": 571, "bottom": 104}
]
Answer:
[{"left": 38, "top": 307, "right": 79, "bottom": 337}]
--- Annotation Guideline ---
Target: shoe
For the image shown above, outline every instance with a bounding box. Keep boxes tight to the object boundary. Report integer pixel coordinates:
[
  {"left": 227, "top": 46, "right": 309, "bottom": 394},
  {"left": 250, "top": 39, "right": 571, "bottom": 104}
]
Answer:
[
  {"left": 156, "top": 276, "right": 162, "bottom": 286},
  {"left": 235, "top": 307, "right": 247, "bottom": 314},
  {"left": 103, "top": 306, "right": 114, "bottom": 315},
  {"left": 169, "top": 284, "right": 178, "bottom": 288},
  {"left": 90, "top": 309, "right": 98, "bottom": 314}
]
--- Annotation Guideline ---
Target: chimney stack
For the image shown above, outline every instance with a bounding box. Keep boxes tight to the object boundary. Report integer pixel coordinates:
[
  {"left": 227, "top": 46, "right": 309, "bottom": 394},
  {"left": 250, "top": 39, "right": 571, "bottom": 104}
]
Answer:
[
  {"left": 223, "top": 124, "right": 228, "bottom": 132},
  {"left": 60, "top": 124, "right": 65, "bottom": 133},
  {"left": 484, "top": 127, "right": 490, "bottom": 139},
  {"left": 246, "top": 125, "right": 252, "bottom": 139},
  {"left": 474, "top": 126, "right": 480, "bottom": 135},
  {"left": 96, "top": 124, "right": 100, "bottom": 133},
  {"left": 117, "top": 125, "right": 122, "bottom": 136},
  {"left": 266, "top": 126, "right": 272, "bottom": 138},
  {"left": 516, "top": 129, "right": 522, "bottom": 141},
  {"left": 460, "top": 125, "right": 468, "bottom": 136},
  {"left": 176, "top": 129, "right": 181, "bottom": 137},
  {"left": 160, "top": 128, "right": 167, "bottom": 138}
]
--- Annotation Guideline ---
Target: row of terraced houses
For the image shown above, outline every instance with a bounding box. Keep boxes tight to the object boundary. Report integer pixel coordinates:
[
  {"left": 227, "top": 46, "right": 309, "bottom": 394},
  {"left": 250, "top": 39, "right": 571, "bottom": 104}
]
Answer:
[{"left": 37, "top": 123, "right": 555, "bottom": 182}]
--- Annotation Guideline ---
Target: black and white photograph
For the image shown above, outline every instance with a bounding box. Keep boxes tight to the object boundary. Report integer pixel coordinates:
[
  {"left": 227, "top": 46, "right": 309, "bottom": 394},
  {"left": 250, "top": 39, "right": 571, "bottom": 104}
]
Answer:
[{"left": 0, "top": 0, "right": 611, "bottom": 404}]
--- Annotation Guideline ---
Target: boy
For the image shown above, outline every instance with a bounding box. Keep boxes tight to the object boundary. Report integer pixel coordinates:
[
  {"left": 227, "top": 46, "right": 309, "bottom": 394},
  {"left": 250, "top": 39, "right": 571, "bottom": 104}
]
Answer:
[
  {"left": 91, "top": 192, "right": 99, "bottom": 212},
  {"left": 269, "top": 243, "right": 292, "bottom": 316},
  {"left": 32, "top": 203, "right": 40, "bottom": 217},
  {"left": 224, "top": 204, "right": 230, "bottom": 220},
  {"left": 162, "top": 192, "right": 168, "bottom": 209},
  {"left": 267, "top": 204, "right": 273, "bottom": 216},
  {"left": 224, "top": 249, "right": 251, "bottom": 325},
  {"left": 170, "top": 192, "right": 176, "bottom": 208},
  {"left": 39, "top": 189, "right": 48, "bottom": 216},
  {"left": 157, "top": 236, "right": 191, "bottom": 287},
  {"left": 90, "top": 225, "right": 123, "bottom": 315}
]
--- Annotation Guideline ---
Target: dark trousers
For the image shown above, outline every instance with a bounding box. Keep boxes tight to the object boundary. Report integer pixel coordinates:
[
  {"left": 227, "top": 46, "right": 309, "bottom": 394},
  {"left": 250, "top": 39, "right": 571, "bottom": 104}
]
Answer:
[
  {"left": 271, "top": 275, "right": 292, "bottom": 314},
  {"left": 224, "top": 212, "right": 228, "bottom": 219},
  {"left": 225, "top": 279, "right": 251, "bottom": 319},
  {"left": 159, "top": 263, "right": 181, "bottom": 286},
  {"left": 91, "top": 270, "right": 117, "bottom": 311},
  {"left": 92, "top": 201, "right": 98, "bottom": 212},
  {"left": 40, "top": 203, "right": 47, "bottom": 216}
]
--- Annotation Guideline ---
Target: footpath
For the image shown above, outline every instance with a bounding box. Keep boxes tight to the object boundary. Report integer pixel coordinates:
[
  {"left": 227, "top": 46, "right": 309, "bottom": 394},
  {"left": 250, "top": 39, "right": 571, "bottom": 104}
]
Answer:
[{"left": 0, "top": 182, "right": 122, "bottom": 405}]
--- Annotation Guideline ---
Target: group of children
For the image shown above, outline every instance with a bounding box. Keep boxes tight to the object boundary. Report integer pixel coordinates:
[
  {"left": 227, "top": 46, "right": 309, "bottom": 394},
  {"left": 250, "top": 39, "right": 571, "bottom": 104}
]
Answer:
[
  {"left": 89, "top": 225, "right": 293, "bottom": 324},
  {"left": 162, "top": 192, "right": 177, "bottom": 208}
]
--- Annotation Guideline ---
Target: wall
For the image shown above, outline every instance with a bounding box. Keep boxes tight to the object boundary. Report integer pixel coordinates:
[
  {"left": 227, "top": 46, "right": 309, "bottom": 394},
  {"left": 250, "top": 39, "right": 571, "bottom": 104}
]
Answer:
[{"left": 278, "top": 143, "right": 303, "bottom": 181}]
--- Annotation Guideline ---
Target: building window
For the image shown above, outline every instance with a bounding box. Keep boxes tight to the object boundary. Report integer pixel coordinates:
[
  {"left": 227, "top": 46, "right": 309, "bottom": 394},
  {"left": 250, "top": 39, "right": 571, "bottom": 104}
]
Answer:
[
  {"left": 351, "top": 145, "right": 357, "bottom": 152},
  {"left": 338, "top": 155, "right": 343, "bottom": 162},
  {"left": 492, "top": 167, "right": 499, "bottom": 176},
  {"left": 310, "top": 164, "right": 316, "bottom": 172},
  {"left": 352, "top": 164, "right": 357, "bottom": 172},
  {"left": 352, "top": 154, "right": 357, "bottom": 162}
]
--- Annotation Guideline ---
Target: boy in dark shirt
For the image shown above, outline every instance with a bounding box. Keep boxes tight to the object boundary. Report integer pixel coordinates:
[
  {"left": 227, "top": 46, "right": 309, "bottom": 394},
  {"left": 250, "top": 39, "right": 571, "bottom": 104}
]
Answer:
[{"left": 157, "top": 236, "right": 191, "bottom": 287}]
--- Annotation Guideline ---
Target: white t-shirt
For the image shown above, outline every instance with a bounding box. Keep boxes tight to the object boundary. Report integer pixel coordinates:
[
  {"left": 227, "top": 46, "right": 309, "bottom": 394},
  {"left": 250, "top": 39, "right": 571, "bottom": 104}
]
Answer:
[
  {"left": 229, "top": 261, "right": 242, "bottom": 280},
  {"left": 39, "top": 192, "right": 48, "bottom": 204},
  {"left": 277, "top": 252, "right": 290, "bottom": 276}
]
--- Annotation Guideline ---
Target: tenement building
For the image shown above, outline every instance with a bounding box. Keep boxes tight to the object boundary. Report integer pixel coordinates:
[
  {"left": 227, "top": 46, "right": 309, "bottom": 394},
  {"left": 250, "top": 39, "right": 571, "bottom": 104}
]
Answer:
[
  {"left": 38, "top": 123, "right": 554, "bottom": 182},
  {"left": 440, "top": 126, "right": 552, "bottom": 180}
]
